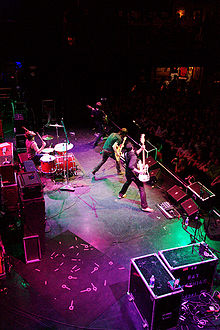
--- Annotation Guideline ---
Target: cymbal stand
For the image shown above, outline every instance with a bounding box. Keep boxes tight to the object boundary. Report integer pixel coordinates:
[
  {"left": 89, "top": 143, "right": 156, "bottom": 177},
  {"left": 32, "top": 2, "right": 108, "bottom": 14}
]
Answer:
[
  {"left": 59, "top": 119, "right": 75, "bottom": 192},
  {"left": 56, "top": 126, "right": 59, "bottom": 144}
]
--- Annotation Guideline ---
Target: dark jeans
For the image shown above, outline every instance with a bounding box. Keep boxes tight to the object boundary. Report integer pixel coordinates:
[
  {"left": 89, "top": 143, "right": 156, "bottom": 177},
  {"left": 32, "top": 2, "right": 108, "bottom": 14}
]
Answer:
[
  {"left": 33, "top": 154, "right": 44, "bottom": 166},
  {"left": 119, "top": 173, "right": 148, "bottom": 209},
  {"left": 93, "top": 150, "right": 121, "bottom": 174}
]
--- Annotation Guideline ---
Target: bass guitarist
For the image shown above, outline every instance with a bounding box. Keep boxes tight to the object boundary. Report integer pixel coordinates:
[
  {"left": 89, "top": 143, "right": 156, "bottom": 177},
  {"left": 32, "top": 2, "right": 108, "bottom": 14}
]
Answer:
[
  {"left": 118, "top": 141, "right": 154, "bottom": 212},
  {"left": 92, "top": 128, "right": 128, "bottom": 176}
]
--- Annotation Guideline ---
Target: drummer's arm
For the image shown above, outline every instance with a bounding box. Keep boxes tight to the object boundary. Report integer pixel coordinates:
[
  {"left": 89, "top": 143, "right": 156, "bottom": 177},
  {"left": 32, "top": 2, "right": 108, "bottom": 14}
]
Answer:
[
  {"left": 38, "top": 141, "right": 46, "bottom": 153},
  {"left": 32, "top": 141, "right": 46, "bottom": 154}
]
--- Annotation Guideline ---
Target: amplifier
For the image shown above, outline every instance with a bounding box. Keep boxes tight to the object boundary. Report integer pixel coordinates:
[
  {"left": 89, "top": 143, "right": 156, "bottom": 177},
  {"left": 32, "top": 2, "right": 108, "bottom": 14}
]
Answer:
[
  {"left": 128, "top": 253, "right": 183, "bottom": 329},
  {"left": 0, "top": 142, "right": 13, "bottom": 165},
  {"left": 1, "top": 183, "right": 19, "bottom": 215},
  {"left": 14, "top": 113, "right": 25, "bottom": 134},
  {"left": 15, "top": 134, "right": 26, "bottom": 153},
  {"left": 158, "top": 243, "right": 218, "bottom": 297},
  {"left": 0, "top": 164, "right": 15, "bottom": 184},
  {"left": 21, "top": 197, "right": 45, "bottom": 228},
  {"left": 181, "top": 198, "right": 199, "bottom": 217},
  {"left": 17, "top": 171, "right": 43, "bottom": 200},
  {"left": 145, "top": 156, "right": 158, "bottom": 169},
  {"left": 167, "top": 185, "right": 187, "bottom": 203}
]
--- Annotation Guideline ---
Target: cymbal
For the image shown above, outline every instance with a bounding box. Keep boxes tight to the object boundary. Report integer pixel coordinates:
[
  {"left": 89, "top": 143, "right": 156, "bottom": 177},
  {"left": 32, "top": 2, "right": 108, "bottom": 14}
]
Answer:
[
  {"left": 54, "top": 143, "right": 73, "bottom": 152},
  {"left": 42, "top": 135, "right": 54, "bottom": 141},
  {"left": 49, "top": 124, "right": 63, "bottom": 128},
  {"left": 42, "top": 147, "right": 54, "bottom": 153}
]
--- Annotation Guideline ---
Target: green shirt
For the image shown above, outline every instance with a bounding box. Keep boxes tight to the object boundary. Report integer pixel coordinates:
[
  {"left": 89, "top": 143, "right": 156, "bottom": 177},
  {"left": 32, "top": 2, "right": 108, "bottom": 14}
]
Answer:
[{"left": 103, "top": 133, "right": 122, "bottom": 152}]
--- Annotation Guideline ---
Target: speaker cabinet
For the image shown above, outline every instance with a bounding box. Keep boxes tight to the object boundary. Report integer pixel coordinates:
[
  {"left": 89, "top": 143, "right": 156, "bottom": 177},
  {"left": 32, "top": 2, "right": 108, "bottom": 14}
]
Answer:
[
  {"left": 1, "top": 183, "right": 19, "bottom": 215},
  {"left": 0, "top": 164, "right": 15, "bottom": 184},
  {"left": 181, "top": 198, "right": 199, "bottom": 217},
  {"left": 14, "top": 113, "right": 25, "bottom": 134},
  {"left": 20, "top": 197, "right": 46, "bottom": 252},
  {"left": 15, "top": 134, "right": 26, "bottom": 153},
  {"left": 150, "top": 168, "right": 161, "bottom": 183},
  {"left": 17, "top": 171, "right": 43, "bottom": 200},
  {"left": 145, "top": 156, "right": 158, "bottom": 169},
  {"left": 0, "top": 142, "right": 13, "bottom": 165}
]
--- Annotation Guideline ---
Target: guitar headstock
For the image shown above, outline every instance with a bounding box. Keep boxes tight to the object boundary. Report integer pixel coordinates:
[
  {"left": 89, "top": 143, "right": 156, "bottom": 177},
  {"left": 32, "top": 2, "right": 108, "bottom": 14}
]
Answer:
[{"left": 140, "top": 134, "right": 145, "bottom": 146}]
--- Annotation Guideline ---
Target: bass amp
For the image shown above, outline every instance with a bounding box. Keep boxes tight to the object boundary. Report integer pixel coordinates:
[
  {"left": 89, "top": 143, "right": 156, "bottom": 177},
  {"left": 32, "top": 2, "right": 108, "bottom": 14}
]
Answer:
[{"left": 17, "top": 171, "right": 43, "bottom": 200}]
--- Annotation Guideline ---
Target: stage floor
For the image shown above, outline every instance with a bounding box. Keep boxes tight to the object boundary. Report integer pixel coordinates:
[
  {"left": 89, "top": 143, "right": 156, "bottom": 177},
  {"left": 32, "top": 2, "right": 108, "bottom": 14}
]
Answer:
[{"left": 0, "top": 126, "right": 219, "bottom": 329}]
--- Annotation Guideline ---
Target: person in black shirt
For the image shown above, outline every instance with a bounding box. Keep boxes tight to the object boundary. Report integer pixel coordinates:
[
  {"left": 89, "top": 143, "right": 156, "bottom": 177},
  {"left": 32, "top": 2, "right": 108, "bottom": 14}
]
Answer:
[
  {"left": 87, "top": 102, "right": 108, "bottom": 148},
  {"left": 118, "top": 142, "right": 154, "bottom": 212}
]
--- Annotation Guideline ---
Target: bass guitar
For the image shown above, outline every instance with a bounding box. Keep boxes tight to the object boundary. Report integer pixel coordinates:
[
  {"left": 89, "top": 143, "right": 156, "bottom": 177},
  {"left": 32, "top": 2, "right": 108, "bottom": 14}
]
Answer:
[
  {"left": 138, "top": 134, "right": 150, "bottom": 182},
  {"left": 114, "top": 137, "right": 127, "bottom": 162}
]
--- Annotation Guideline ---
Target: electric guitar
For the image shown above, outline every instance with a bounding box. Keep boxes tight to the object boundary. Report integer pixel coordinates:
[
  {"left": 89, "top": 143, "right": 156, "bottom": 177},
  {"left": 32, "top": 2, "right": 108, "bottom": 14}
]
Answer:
[
  {"left": 138, "top": 134, "right": 150, "bottom": 182},
  {"left": 114, "top": 137, "right": 127, "bottom": 162}
]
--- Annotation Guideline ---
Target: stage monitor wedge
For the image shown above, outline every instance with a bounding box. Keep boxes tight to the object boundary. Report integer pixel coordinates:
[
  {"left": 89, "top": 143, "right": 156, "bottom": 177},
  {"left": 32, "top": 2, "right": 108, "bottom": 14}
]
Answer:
[{"left": 167, "top": 185, "right": 187, "bottom": 203}]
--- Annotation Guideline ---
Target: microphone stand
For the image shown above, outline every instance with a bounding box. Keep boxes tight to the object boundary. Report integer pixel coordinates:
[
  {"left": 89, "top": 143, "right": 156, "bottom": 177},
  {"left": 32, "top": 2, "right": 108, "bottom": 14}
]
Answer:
[{"left": 59, "top": 119, "right": 75, "bottom": 192}]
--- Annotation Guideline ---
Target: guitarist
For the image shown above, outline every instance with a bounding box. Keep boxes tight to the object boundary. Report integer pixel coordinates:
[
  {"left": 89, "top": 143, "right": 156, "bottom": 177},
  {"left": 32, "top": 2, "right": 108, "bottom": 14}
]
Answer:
[
  {"left": 92, "top": 128, "right": 128, "bottom": 176},
  {"left": 118, "top": 142, "right": 154, "bottom": 212},
  {"left": 87, "top": 102, "right": 108, "bottom": 148}
]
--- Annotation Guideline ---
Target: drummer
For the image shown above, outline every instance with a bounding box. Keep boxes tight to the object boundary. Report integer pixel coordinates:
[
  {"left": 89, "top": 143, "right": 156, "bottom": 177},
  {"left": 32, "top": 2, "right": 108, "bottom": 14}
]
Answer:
[{"left": 25, "top": 130, "right": 46, "bottom": 165}]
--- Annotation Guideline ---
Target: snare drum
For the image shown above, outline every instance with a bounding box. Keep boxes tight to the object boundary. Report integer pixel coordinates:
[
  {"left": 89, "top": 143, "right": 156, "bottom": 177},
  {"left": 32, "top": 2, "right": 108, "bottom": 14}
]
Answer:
[
  {"left": 40, "top": 155, "right": 56, "bottom": 174},
  {"left": 55, "top": 153, "right": 76, "bottom": 175}
]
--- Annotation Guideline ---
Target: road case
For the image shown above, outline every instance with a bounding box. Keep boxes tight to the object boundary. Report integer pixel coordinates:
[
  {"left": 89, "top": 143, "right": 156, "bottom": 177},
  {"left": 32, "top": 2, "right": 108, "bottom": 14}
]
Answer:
[
  {"left": 158, "top": 242, "right": 218, "bottom": 297},
  {"left": 128, "top": 253, "right": 183, "bottom": 329}
]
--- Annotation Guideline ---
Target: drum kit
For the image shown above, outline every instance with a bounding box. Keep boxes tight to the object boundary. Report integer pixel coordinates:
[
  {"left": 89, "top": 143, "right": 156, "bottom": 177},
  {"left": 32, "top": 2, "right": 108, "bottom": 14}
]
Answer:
[{"left": 39, "top": 125, "right": 76, "bottom": 178}]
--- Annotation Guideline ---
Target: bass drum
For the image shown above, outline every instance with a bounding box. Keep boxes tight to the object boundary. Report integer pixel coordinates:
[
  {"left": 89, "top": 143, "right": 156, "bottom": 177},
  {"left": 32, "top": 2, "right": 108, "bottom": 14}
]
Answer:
[
  {"left": 40, "top": 155, "right": 56, "bottom": 174},
  {"left": 55, "top": 153, "right": 76, "bottom": 176}
]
